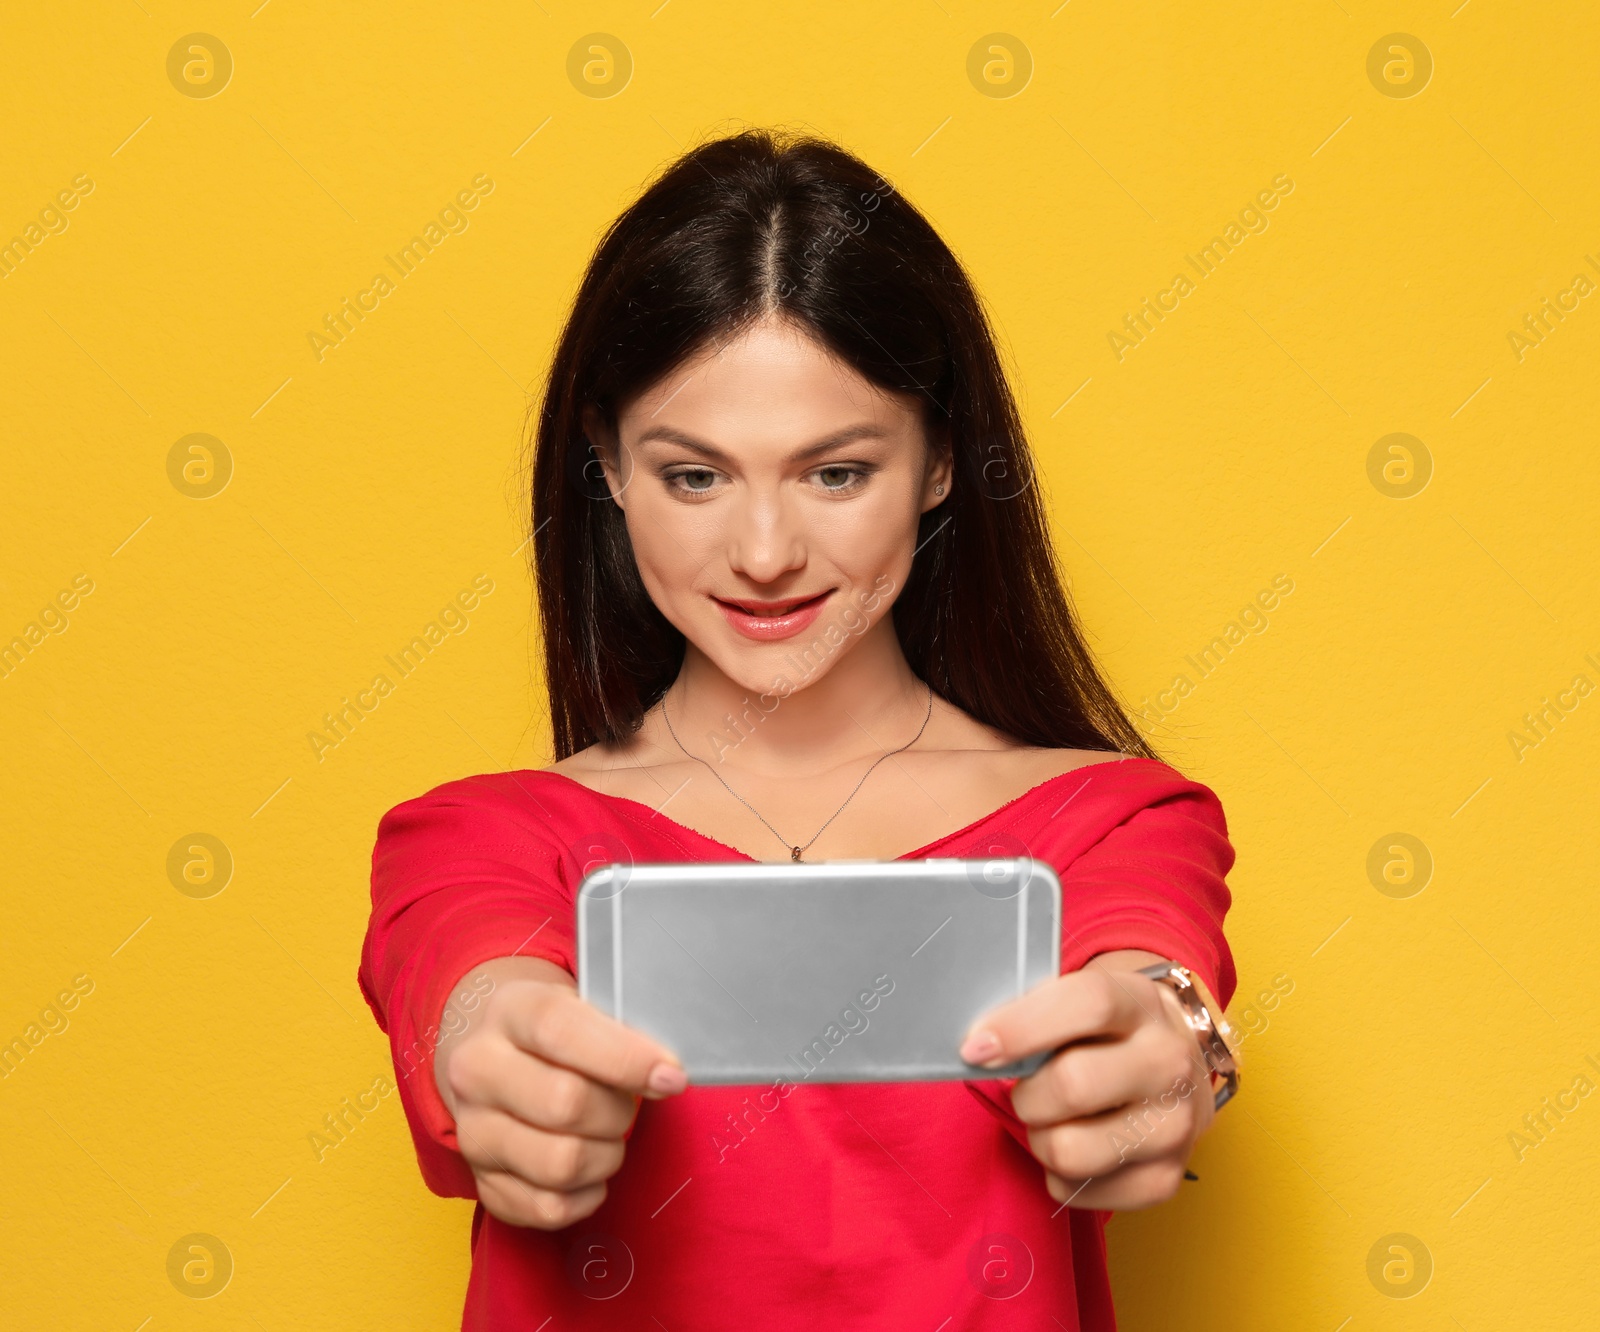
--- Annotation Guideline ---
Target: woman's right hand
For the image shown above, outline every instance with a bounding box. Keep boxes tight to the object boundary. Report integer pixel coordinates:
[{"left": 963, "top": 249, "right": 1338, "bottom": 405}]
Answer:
[{"left": 433, "top": 955, "right": 688, "bottom": 1229}]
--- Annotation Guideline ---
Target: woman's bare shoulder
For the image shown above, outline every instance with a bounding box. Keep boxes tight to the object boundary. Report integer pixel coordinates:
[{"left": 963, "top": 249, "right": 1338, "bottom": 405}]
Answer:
[
  {"left": 972, "top": 743, "right": 1136, "bottom": 794},
  {"left": 540, "top": 748, "right": 604, "bottom": 779},
  {"left": 538, "top": 734, "right": 689, "bottom": 805},
  {"left": 890, "top": 710, "right": 1132, "bottom": 816},
  {"left": 930, "top": 697, "right": 1133, "bottom": 778}
]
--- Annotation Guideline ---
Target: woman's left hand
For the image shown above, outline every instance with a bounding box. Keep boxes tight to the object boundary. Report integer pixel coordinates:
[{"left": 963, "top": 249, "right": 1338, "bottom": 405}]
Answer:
[{"left": 958, "top": 950, "right": 1216, "bottom": 1210}]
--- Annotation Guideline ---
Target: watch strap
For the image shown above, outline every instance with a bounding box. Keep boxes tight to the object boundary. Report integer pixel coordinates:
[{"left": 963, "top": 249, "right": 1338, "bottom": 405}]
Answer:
[{"left": 1136, "top": 960, "right": 1241, "bottom": 1112}]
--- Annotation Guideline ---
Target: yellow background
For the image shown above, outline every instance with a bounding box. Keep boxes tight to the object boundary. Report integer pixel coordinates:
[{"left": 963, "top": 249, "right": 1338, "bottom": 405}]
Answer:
[{"left": 3, "top": 2, "right": 1596, "bottom": 1327}]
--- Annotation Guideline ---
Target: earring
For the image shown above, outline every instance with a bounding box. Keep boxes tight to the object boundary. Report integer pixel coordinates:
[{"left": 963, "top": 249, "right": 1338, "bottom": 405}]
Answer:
[{"left": 935, "top": 483, "right": 945, "bottom": 495}]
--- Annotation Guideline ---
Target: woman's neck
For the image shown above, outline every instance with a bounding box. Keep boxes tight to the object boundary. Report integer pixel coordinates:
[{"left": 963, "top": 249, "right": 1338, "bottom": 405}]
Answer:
[{"left": 657, "top": 620, "right": 933, "bottom": 779}]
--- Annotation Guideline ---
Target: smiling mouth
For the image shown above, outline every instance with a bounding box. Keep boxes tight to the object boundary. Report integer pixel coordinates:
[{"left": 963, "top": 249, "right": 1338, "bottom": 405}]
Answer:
[
  {"left": 713, "top": 591, "right": 832, "bottom": 617},
  {"left": 711, "top": 588, "right": 836, "bottom": 641}
]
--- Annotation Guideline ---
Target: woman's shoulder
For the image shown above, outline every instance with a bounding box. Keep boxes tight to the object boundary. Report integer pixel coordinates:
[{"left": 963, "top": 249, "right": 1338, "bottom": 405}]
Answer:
[
  {"left": 932, "top": 698, "right": 1213, "bottom": 807},
  {"left": 371, "top": 761, "right": 717, "bottom": 882},
  {"left": 988, "top": 747, "right": 1217, "bottom": 806},
  {"left": 539, "top": 744, "right": 639, "bottom": 793},
  {"left": 373, "top": 765, "right": 616, "bottom": 846},
  {"left": 982, "top": 749, "right": 1230, "bottom": 852}
]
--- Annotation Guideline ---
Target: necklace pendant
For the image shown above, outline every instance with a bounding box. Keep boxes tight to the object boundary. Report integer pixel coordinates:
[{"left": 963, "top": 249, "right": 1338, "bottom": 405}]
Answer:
[{"left": 791, "top": 846, "right": 803, "bottom": 862}]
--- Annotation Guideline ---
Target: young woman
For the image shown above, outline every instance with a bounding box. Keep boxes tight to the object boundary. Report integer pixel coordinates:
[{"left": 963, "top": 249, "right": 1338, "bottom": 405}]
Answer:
[{"left": 360, "top": 129, "right": 1237, "bottom": 1329}]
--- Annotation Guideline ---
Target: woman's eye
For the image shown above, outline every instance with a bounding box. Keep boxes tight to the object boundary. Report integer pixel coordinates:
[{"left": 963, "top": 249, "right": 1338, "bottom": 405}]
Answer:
[
  {"left": 672, "top": 468, "right": 718, "bottom": 492},
  {"left": 815, "top": 465, "right": 861, "bottom": 491}
]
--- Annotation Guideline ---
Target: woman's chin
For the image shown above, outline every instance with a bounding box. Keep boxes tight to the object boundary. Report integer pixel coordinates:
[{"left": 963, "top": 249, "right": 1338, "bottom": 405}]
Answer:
[{"left": 689, "top": 639, "right": 816, "bottom": 701}]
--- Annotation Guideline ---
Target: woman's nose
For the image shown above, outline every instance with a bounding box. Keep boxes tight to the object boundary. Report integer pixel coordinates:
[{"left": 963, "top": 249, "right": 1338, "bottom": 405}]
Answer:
[{"left": 725, "top": 489, "right": 806, "bottom": 583}]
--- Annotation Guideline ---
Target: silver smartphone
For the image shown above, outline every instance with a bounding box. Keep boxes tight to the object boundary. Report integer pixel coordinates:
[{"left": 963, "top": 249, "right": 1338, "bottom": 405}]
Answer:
[{"left": 575, "top": 857, "right": 1061, "bottom": 1085}]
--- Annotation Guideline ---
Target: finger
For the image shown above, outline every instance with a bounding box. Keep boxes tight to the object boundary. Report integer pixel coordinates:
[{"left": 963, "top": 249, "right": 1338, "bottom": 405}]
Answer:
[
  {"left": 1010, "top": 1021, "right": 1202, "bottom": 1126},
  {"left": 453, "top": 1110, "right": 603, "bottom": 1229},
  {"left": 476, "top": 1168, "right": 608, "bottom": 1230},
  {"left": 960, "top": 968, "right": 1158, "bottom": 1069},
  {"left": 456, "top": 1104, "right": 626, "bottom": 1192},
  {"left": 1045, "top": 1157, "right": 1189, "bottom": 1212},
  {"left": 501, "top": 983, "right": 687, "bottom": 1097},
  {"left": 447, "top": 1037, "right": 640, "bottom": 1139},
  {"left": 1027, "top": 1093, "right": 1202, "bottom": 1180}
]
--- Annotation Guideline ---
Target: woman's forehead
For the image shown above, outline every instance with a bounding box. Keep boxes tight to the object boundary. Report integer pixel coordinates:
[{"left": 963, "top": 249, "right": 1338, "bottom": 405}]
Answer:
[{"left": 620, "top": 316, "right": 920, "bottom": 445}]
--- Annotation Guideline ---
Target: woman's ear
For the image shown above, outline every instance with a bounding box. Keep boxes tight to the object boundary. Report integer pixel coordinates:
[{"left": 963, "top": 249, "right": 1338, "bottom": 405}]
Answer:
[
  {"left": 580, "top": 404, "right": 630, "bottom": 510},
  {"left": 920, "top": 424, "right": 954, "bottom": 513}
]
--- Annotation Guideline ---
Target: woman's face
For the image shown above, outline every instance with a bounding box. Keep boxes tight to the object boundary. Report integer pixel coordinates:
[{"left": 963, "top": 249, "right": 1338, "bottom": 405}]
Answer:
[{"left": 591, "top": 315, "right": 951, "bottom": 699}]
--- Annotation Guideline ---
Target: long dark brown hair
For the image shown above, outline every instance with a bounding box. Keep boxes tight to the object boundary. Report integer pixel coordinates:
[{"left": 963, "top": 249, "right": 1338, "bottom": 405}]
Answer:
[{"left": 530, "top": 128, "right": 1156, "bottom": 764}]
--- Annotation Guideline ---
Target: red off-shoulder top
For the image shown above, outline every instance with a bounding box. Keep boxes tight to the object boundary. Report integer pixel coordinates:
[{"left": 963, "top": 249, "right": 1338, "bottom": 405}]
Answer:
[{"left": 358, "top": 756, "right": 1236, "bottom": 1330}]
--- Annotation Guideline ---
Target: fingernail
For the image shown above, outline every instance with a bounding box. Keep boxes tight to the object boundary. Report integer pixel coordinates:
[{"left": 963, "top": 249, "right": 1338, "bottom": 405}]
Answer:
[
  {"left": 647, "top": 1062, "right": 688, "bottom": 1095},
  {"left": 960, "top": 1030, "right": 1000, "bottom": 1065}
]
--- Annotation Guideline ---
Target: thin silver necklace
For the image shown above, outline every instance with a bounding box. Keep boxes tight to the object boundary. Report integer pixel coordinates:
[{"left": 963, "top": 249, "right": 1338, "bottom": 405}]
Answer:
[{"left": 660, "top": 681, "right": 936, "bottom": 861}]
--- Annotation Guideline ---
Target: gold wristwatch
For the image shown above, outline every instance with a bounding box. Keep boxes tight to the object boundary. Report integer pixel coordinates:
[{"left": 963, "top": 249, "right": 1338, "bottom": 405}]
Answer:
[{"left": 1137, "top": 960, "right": 1242, "bottom": 1110}]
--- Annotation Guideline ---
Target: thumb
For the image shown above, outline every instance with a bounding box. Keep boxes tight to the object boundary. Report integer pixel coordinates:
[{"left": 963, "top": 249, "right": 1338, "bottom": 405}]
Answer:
[{"left": 506, "top": 983, "right": 688, "bottom": 1097}]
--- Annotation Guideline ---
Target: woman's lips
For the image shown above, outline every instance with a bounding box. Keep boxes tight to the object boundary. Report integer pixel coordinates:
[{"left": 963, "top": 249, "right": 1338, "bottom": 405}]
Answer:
[{"left": 712, "top": 590, "right": 833, "bottom": 641}]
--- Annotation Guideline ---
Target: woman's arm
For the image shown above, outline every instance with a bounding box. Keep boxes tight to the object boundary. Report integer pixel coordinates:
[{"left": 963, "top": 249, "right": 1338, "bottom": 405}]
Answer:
[
  {"left": 1085, "top": 947, "right": 1168, "bottom": 975},
  {"left": 359, "top": 775, "right": 619, "bottom": 1200}
]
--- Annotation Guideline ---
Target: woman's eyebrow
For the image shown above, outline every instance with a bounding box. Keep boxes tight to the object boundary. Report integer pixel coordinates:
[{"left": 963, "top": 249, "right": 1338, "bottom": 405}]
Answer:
[{"left": 632, "top": 422, "right": 891, "bottom": 463}]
